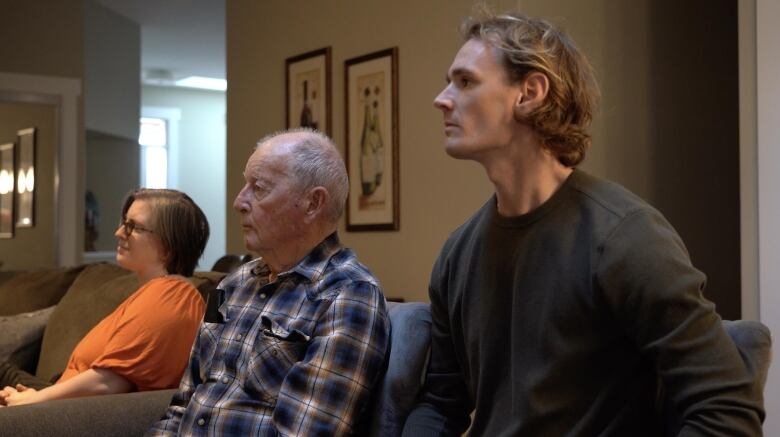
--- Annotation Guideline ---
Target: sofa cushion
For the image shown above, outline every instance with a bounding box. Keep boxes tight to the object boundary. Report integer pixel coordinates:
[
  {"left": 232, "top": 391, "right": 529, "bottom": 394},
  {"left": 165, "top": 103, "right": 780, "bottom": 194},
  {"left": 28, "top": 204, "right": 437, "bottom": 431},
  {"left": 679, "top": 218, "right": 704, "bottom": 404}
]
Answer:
[
  {"left": 369, "top": 301, "right": 432, "bottom": 437},
  {"left": 36, "top": 263, "right": 137, "bottom": 381},
  {"left": 0, "top": 270, "right": 21, "bottom": 288},
  {"left": 659, "top": 319, "right": 773, "bottom": 434},
  {"left": 0, "top": 388, "right": 177, "bottom": 436},
  {"left": 0, "top": 361, "right": 52, "bottom": 390},
  {"left": 0, "top": 306, "right": 56, "bottom": 373},
  {"left": 722, "top": 320, "right": 772, "bottom": 392},
  {"left": 190, "top": 271, "right": 227, "bottom": 301},
  {"left": 0, "top": 265, "right": 86, "bottom": 316}
]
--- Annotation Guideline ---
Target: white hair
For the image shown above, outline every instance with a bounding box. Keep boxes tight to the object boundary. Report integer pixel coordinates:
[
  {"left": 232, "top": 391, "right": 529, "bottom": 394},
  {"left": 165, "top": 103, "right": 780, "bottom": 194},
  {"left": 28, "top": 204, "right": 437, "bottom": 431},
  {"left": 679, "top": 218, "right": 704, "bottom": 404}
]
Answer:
[{"left": 256, "top": 128, "right": 348, "bottom": 222}]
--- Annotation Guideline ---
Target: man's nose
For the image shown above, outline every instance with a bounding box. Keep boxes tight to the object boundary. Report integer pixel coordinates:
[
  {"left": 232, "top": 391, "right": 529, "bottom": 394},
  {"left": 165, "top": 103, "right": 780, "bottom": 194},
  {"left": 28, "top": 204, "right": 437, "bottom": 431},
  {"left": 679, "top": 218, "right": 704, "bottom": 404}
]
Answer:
[
  {"left": 433, "top": 87, "right": 452, "bottom": 111},
  {"left": 234, "top": 186, "right": 250, "bottom": 213}
]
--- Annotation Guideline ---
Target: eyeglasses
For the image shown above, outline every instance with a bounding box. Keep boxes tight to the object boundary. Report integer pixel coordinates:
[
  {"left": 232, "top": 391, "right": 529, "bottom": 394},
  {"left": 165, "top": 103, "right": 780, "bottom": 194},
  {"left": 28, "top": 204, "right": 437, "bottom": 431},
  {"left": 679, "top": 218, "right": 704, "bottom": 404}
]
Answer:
[{"left": 119, "top": 219, "right": 155, "bottom": 236}]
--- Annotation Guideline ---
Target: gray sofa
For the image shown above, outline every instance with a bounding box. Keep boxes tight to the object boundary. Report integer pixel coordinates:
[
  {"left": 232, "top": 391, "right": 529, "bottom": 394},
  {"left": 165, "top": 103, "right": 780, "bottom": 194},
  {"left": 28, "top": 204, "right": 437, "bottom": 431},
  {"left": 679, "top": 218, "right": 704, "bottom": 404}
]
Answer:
[
  {"left": 0, "top": 263, "right": 771, "bottom": 435},
  {"left": 0, "top": 301, "right": 433, "bottom": 437}
]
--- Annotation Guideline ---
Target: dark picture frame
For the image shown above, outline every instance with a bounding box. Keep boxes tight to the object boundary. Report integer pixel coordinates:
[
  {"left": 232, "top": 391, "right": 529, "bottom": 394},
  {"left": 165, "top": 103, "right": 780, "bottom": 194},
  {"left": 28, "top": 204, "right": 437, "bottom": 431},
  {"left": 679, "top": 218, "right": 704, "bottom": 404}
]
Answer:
[
  {"left": 16, "top": 127, "right": 35, "bottom": 228},
  {"left": 0, "top": 142, "right": 14, "bottom": 238},
  {"left": 285, "top": 47, "right": 332, "bottom": 136},
  {"left": 344, "top": 47, "right": 399, "bottom": 231}
]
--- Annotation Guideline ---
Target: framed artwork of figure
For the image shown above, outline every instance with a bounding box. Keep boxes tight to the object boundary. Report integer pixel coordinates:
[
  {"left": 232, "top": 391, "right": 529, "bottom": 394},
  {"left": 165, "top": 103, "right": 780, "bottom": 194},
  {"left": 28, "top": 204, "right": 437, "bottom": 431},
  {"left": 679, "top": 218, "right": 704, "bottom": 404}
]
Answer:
[{"left": 344, "top": 47, "right": 399, "bottom": 231}]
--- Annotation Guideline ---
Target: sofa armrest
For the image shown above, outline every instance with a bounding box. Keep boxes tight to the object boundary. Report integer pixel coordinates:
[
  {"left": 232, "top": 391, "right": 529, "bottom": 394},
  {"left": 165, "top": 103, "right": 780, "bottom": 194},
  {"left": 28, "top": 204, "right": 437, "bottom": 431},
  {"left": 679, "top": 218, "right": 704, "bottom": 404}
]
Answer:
[{"left": 0, "top": 389, "right": 176, "bottom": 437}]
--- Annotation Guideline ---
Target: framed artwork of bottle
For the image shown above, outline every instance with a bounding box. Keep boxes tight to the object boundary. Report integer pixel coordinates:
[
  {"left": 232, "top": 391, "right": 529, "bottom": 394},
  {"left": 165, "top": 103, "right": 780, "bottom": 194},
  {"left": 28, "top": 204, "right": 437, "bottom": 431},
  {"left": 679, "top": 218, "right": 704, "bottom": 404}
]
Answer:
[
  {"left": 344, "top": 47, "right": 399, "bottom": 231},
  {"left": 286, "top": 47, "right": 332, "bottom": 136}
]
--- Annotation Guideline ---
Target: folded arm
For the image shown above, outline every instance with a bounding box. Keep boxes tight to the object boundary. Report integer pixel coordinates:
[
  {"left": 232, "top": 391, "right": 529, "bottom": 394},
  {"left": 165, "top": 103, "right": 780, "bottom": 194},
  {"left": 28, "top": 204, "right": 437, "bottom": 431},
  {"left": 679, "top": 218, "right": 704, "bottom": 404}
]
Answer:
[
  {"left": 402, "top": 277, "right": 472, "bottom": 437},
  {"left": 1, "top": 368, "right": 132, "bottom": 407}
]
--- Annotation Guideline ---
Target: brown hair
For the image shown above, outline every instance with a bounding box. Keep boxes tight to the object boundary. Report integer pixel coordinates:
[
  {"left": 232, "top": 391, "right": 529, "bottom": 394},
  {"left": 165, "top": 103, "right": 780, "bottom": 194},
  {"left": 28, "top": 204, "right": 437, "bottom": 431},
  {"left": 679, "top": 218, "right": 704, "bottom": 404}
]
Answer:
[
  {"left": 463, "top": 11, "right": 600, "bottom": 166},
  {"left": 121, "top": 189, "right": 210, "bottom": 276}
]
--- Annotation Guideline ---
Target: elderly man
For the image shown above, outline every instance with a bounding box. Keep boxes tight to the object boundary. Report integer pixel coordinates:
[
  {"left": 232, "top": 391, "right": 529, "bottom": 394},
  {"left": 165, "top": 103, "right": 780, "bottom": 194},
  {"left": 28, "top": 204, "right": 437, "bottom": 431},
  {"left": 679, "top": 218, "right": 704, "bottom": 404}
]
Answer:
[
  {"left": 149, "top": 129, "right": 389, "bottom": 436},
  {"left": 403, "top": 11, "right": 763, "bottom": 436}
]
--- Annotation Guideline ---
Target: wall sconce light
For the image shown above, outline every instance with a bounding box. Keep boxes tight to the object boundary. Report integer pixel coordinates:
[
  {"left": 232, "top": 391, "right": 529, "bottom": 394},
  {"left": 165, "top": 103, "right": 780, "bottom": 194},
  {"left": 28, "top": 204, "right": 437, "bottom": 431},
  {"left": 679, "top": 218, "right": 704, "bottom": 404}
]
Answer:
[
  {"left": 0, "top": 142, "right": 14, "bottom": 238},
  {"left": 16, "top": 127, "right": 35, "bottom": 228}
]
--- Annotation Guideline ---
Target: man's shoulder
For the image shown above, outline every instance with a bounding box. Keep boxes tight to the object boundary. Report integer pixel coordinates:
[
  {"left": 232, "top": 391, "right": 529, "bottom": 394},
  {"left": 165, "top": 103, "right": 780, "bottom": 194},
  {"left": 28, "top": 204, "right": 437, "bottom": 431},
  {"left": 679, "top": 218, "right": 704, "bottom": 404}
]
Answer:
[
  {"left": 566, "top": 170, "right": 655, "bottom": 221},
  {"left": 567, "top": 171, "right": 683, "bottom": 253},
  {"left": 444, "top": 197, "right": 494, "bottom": 244},
  {"left": 217, "top": 260, "right": 259, "bottom": 293},
  {"left": 429, "top": 197, "right": 494, "bottom": 276},
  {"left": 316, "top": 247, "right": 382, "bottom": 295}
]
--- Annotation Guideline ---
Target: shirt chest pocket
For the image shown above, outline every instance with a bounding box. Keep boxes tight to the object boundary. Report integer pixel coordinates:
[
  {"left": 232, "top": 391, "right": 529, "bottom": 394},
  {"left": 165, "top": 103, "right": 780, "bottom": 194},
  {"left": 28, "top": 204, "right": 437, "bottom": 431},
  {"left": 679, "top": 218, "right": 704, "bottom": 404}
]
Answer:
[{"left": 243, "top": 316, "right": 310, "bottom": 404}]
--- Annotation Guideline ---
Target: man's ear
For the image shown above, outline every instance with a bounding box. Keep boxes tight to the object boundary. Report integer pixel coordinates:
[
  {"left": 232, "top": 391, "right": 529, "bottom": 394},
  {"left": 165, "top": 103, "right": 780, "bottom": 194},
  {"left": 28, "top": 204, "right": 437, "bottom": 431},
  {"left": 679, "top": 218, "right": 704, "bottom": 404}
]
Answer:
[
  {"left": 513, "top": 71, "right": 550, "bottom": 120},
  {"left": 303, "top": 187, "right": 330, "bottom": 221}
]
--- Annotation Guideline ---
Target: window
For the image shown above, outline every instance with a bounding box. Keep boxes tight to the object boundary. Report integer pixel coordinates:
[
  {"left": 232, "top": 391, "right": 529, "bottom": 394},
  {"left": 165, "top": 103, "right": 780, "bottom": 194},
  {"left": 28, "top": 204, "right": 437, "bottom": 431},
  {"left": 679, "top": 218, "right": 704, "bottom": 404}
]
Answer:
[{"left": 139, "top": 117, "right": 168, "bottom": 188}]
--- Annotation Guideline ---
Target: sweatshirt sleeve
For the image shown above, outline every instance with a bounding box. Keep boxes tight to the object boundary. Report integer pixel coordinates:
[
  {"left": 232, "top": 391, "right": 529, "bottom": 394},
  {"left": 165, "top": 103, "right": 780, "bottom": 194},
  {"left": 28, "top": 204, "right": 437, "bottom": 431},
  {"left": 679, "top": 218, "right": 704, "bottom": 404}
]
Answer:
[
  {"left": 403, "top": 248, "right": 473, "bottom": 437},
  {"left": 596, "top": 208, "right": 763, "bottom": 436}
]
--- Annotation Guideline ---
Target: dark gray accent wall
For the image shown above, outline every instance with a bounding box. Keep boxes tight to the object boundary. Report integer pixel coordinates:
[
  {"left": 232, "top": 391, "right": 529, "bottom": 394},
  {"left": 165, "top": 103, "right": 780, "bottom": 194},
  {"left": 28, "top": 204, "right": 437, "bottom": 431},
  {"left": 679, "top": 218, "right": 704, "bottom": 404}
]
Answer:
[{"left": 648, "top": 0, "right": 740, "bottom": 320}]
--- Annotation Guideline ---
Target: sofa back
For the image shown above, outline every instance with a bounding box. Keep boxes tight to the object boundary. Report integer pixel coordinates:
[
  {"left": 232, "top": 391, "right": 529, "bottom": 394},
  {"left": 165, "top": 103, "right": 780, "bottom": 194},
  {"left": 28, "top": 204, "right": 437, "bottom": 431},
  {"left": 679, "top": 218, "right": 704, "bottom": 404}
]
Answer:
[{"left": 0, "top": 265, "right": 86, "bottom": 316}]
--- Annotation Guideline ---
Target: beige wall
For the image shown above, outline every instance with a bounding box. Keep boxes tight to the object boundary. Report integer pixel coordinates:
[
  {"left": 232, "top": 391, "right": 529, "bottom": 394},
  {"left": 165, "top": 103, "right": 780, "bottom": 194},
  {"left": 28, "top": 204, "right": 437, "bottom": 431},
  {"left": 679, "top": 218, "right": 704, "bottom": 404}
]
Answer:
[
  {"left": 82, "top": 0, "right": 141, "bottom": 253},
  {"left": 85, "top": 131, "right": 140, "bottom": 252},
  {"left": 0, "top": 102, "right": 58, "bottom": 269},
  {"left": 0, "top": 0, "right": 83, "bottom": 79},
  {"left": 753, "top": 0, "right": 780, "bottom": 431},
  {"left": 227, "top": 0, "right": 517, "bottom": 301},
  {"left": 84, "top": 0, "right": 140, "bottom": 140},
  {"left": 226, "top": 0, "right": 740, "bottom": 309}
]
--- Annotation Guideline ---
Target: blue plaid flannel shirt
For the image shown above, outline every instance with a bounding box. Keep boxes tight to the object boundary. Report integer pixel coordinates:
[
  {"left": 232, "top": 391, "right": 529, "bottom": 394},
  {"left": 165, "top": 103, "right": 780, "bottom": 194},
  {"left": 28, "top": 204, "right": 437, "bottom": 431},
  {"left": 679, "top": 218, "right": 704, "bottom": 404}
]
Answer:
[{"left": 147, "top": 233, "right": 390, "bottom": 436}]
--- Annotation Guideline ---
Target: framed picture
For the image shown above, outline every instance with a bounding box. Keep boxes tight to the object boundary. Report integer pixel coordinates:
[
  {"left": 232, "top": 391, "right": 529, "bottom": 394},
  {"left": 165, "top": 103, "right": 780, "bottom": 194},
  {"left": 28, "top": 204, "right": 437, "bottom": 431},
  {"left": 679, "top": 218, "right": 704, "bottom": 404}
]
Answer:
[
  {"left": 16, "top": 127, "right": 35, "bottom": 228},
  {"left": 286, "top": 47, "right": 332, "bottom": 136},
  {"left": 0, "top": 142, "right": 14, "bottom": 238},
  {"left": 344, "top": 47, "right": 399, "bottom": 231}
]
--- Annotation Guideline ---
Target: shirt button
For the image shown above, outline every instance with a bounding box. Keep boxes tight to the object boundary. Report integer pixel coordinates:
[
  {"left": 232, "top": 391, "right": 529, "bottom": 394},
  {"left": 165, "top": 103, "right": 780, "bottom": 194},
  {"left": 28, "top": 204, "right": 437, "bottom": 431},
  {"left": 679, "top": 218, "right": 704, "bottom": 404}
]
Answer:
[
  {"left": 272, "top": 349, "right": 278, "bottom": 356},
  {"left": 260, "top": 293, "right": 267, "bottom": 299},
  {"left": 221, "top": 376, "right": 229, "bottom": 384},
  {"left": 236, "top": 334, "right": 243, "bottom": 340},
  {"left": 197, "top": 418, "right": 206, "bottom": 426}
]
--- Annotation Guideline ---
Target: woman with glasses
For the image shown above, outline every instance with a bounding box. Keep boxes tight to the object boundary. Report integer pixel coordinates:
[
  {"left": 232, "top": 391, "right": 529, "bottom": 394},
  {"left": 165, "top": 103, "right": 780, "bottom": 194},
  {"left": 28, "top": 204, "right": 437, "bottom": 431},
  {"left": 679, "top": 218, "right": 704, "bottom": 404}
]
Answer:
[{"left": 1, "top": 189, "right": 209, "bottom": 407}]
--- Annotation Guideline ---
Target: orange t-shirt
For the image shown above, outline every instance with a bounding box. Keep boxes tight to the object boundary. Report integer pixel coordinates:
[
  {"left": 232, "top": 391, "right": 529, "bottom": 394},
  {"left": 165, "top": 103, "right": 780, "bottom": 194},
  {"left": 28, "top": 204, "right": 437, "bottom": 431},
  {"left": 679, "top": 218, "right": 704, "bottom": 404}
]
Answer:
[{"left": 57, "top": 276, "right": 205, "bottom": 391}]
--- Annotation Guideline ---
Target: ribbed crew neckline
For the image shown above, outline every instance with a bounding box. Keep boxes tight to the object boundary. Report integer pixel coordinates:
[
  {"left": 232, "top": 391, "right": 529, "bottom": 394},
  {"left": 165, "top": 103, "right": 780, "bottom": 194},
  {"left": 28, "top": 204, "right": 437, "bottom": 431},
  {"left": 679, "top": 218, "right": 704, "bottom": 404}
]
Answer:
[{"left": 490, "top": 168, "right": 580, "bottom": 228}]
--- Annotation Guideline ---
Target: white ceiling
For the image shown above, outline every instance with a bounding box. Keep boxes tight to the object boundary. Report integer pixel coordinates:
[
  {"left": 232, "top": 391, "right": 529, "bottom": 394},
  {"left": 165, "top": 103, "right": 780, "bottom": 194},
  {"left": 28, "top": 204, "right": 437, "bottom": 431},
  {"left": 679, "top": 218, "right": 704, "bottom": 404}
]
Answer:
[{"left": 96, "top": 0, "right": 225, "bottom": 81}]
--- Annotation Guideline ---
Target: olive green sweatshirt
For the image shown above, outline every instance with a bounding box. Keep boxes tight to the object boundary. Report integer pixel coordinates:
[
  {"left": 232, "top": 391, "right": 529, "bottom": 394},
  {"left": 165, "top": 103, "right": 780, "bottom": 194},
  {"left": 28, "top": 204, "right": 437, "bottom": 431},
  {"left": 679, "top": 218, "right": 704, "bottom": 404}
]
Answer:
[{"left": 404, "top": 170, "right": 762, "bottom": 436}]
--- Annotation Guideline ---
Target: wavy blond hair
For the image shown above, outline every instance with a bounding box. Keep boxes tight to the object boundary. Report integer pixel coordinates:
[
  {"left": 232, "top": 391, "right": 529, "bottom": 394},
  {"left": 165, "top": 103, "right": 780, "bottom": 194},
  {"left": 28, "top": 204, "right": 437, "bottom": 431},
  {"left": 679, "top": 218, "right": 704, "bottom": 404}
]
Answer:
[{"left": 463, "top": 11, "right": 600, "bottom": 167}]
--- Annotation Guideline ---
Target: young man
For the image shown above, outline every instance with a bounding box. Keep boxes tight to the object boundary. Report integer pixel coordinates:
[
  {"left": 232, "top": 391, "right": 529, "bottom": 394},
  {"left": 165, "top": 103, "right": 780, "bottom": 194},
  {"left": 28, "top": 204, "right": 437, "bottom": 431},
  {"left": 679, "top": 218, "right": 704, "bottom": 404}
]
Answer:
[
  {"left": 148, "top": 129, "right": 390, "bottom": 436},
  {"left": 403, "top": 12, "right": 763, "bottom": 436}
]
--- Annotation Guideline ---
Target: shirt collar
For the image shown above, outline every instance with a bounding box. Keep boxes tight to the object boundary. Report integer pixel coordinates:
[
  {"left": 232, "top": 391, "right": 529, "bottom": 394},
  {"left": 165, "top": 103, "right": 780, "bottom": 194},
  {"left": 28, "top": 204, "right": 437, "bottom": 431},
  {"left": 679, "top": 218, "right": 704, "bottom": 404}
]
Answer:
[{"left": 250, "top": 232, "right": 342, "bottom": 283}]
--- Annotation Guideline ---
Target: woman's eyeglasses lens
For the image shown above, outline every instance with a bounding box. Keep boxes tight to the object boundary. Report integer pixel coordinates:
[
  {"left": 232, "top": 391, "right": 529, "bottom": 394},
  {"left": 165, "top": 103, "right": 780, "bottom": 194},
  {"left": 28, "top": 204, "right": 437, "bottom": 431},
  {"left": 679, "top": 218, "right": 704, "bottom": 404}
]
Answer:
[{"left": 120, "top": 220, "right": 152, "bottom": 236}]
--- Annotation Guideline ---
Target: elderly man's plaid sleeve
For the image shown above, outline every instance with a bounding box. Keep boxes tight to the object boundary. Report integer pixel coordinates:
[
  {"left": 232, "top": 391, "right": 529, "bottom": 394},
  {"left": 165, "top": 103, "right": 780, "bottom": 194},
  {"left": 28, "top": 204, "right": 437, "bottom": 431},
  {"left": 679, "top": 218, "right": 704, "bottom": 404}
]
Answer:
[{"left": 271, "top": 281, "right": 389, "bottom": 436}]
